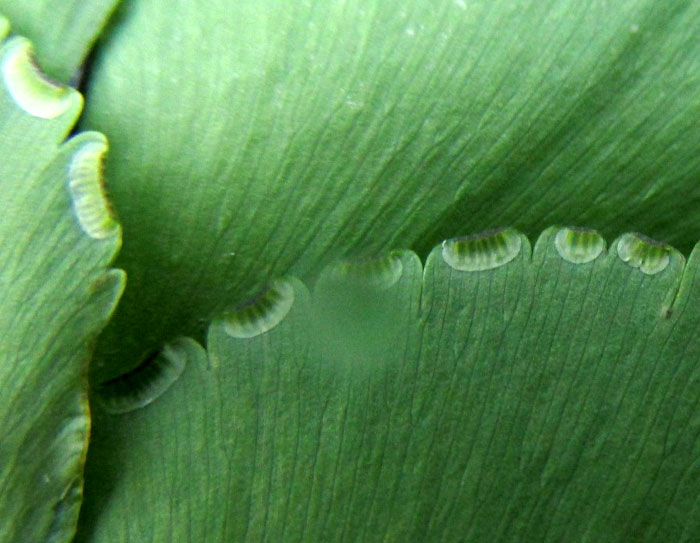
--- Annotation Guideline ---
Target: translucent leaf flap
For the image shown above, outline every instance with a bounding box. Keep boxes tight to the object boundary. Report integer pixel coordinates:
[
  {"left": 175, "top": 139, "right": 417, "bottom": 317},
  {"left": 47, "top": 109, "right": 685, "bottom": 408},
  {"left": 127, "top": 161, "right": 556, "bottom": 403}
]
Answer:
[
  {"left": 0, "top": 22, "right": 123, "bottom": 543},
  {"left": 79, "top": 227, "right": 699, "bottom": 542}
]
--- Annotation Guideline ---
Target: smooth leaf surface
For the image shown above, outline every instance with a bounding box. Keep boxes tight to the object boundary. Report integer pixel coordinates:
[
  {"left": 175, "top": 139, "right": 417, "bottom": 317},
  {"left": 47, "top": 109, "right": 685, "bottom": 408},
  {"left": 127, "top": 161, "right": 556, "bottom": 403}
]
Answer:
[
  {"left": 79, "top": 227, "right": 700, "bottom": 542},
  {"left": 0, "top": 0, "right": 121, "bottom": 82},
  {"left": 83, "top": 0, "right": 700, "bottom": 378},
  {"left": 0, "top": 26, "right": 123, "bottom": 542}
]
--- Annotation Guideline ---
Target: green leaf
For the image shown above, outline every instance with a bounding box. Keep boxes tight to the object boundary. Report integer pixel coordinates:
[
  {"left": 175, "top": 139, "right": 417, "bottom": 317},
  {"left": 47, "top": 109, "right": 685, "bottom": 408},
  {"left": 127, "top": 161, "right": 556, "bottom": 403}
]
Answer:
[
  {"left": 0, "top": 0, "right": 121, "bottom": 82},
  {"left": 0, "top": 26, "right": 123, "bottom": 542},
  {"left": 78, "top": 227, "right": 700, "bottom": 541},
  {"left": 82, "top": 0, "right": 700, "bottom": 377}
]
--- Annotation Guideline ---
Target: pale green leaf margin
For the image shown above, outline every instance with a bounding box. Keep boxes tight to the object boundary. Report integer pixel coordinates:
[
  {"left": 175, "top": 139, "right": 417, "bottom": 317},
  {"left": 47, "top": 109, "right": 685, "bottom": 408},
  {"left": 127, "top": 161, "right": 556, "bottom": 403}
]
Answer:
[
  {"left": 0, "top": 21, "right": 123, "bottom": 543},
  {"left": 79, "top": 226, "right": 700, "bottom": 542}
]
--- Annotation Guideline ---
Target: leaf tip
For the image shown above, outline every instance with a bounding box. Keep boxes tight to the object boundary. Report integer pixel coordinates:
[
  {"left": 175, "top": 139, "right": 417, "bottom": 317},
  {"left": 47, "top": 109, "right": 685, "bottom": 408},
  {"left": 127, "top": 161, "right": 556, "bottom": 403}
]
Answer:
[
  {"left": 441, "top": 227, "right": 524, "bottom": 271},
  {"left": 0, "top": 16, "right": 8, "bottom": 41},
  {"left": 220, "top": 278, "right": 296, "bottom": 339},
  {"left": 97, "top": 338, "right": 195, "bottom": 414},
  {"left": 615, "top": 232, "right": 673, "bottom": 275},
  {"left": 322, "top": 251, "right": 405, "bottom": 290},
  {"left": 68, "top": 135, "right": 120, "bottom": 241},
  {"left": 1, "top": 37, "right": 80, "bottom": 119},
  {"left": 554, "top": 226, "right": 606, "bottom": 264}
]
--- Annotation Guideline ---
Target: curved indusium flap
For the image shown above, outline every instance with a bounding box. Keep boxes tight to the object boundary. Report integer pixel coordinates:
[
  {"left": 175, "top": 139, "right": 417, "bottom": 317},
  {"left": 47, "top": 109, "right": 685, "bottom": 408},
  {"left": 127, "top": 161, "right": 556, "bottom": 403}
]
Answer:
[
  {"left": 82, "top": 227, "right": 699, "bottom": 541},
  {"left": 0, "top": 24, "right": 123, "bottom": 543}
]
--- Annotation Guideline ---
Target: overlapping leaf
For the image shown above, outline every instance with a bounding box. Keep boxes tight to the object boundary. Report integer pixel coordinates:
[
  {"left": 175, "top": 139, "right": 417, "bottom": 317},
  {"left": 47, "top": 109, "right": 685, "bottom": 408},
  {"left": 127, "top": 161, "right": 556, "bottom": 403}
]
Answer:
[
  {"left": 78, "top": 227, "right": 700, "bottom": 542},
  {"left": 82, "top": 0, "right": 700, "bottom": 378},
  {"left": 0, "top": 0, "right": 121, "bottom": 82},
  {"left": 0, "top": 24, "right": 123, "bottom": 542}
]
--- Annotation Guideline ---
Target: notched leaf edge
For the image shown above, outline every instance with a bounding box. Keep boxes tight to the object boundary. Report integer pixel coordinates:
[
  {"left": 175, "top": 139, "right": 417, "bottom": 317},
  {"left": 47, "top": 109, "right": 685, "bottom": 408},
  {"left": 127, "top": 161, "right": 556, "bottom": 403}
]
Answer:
[{"left": 102, "top": 226, "right": 699, "bottom": 417}]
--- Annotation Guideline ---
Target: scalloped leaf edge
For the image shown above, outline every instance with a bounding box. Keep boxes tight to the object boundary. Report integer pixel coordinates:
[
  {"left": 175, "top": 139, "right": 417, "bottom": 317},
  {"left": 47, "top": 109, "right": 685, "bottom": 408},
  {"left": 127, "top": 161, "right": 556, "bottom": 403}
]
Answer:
[{"left": 101, "top": 225, "right": 698, "bottom": 416}]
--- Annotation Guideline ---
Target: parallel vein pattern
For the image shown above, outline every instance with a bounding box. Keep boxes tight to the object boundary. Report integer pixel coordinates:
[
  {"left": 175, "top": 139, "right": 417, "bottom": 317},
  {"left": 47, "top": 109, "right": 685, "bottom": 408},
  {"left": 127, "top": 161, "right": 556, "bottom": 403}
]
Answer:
[
  {"left": 80, "top": 227, "right": 699, "bottom": 542},
  {"left": 84, "top": 0, "right": 700, "bottom": 380},
  {"left": 0, "top": 23, "right": 123, "bottom": 543},
  {"left": 0, "top": 0, "right": 121, "bottom": 82}
]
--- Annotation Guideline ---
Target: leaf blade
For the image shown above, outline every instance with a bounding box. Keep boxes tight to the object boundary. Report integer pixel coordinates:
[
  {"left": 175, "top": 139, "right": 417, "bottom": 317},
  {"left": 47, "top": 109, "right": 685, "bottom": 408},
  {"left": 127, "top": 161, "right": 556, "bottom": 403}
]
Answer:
[
  {"left": 78, "top": 227, "right": 700, "bottom": 541},
  {"left": 0, "top": 0, "right": 121, "bottom": 82},
  {"left": 82, "top": 0, "right": 700, "bottom": 377},
  {"left": 0, "top": 27, "right": 123, "bottom": 542}
]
